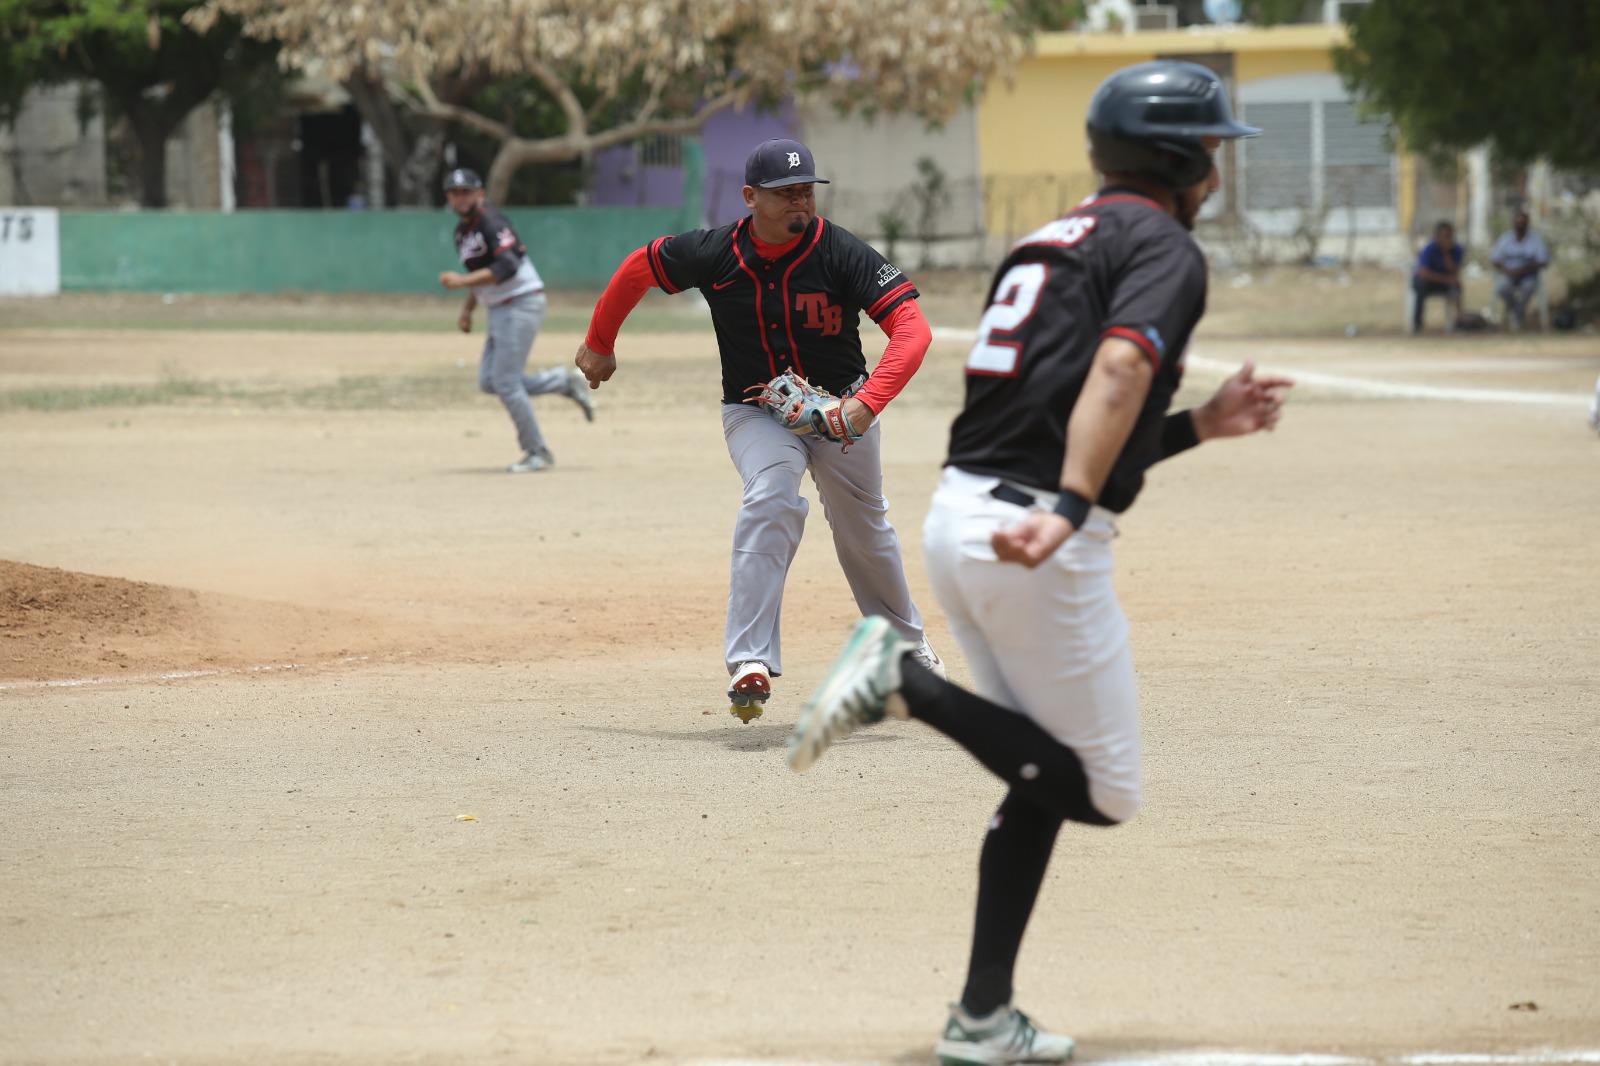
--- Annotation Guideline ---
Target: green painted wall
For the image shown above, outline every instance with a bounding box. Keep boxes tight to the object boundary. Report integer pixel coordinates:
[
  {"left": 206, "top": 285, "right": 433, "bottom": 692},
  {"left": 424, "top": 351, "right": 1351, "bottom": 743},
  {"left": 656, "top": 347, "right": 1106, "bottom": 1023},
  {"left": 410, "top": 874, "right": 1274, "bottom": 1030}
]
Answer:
[{"left": 58, "top": 144, "right": 703, "bottom": 293}]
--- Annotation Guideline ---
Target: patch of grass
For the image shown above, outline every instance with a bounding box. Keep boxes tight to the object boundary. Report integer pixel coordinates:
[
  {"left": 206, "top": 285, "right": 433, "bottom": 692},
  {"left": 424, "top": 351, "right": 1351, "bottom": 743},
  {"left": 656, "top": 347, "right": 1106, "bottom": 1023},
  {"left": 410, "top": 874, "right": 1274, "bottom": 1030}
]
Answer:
[
  {"left": 0, "top": 372, "right": 226, "bottom": 412},
  {"left": 0, "top": 357, "right": 741, "bottom": 415},
  {"left": 0, "top": 367, "right": 490, "bottom": 413},
  {"left": 0, "top": 294, "right": 707, "bottom": 335},
  {"left": 287, "top": 369, "right": 478, "bottom": 410},
  {"left": 0, "top": 309, "right": 704, "bottom": 334}
]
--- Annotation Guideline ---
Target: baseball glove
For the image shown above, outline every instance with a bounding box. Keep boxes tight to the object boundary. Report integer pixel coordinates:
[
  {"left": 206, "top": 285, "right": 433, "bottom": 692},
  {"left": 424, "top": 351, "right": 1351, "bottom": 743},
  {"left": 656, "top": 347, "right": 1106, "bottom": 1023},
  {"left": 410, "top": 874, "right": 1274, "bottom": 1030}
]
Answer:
[{"left": 745, "top": 371, "right": 862, "bottom": 448}]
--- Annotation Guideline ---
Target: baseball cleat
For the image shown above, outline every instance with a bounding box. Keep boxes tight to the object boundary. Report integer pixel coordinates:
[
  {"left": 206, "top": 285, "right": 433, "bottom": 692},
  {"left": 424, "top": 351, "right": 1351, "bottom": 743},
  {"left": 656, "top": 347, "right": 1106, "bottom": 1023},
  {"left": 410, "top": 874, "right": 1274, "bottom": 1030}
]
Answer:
[
  {"left": 935, "top": 1003, "right": 1075, "bottom": 1065},
  {"left": 910, "top": 636, "right": 947, "bottom": 680},
  {"left": 508, "top": 447, "right": 555, "bottom": 473},
  {"left": 566, "top": 366, "right": 596, "bottom": 422},
  {"left": 727, "top": 661, "right": 771, "bottom": 712},
  {"left": 729, "top": 702, "right": 764, "bottom": 725},
  {"left": 787, "top": 615, "right": 911, "bottom": 772}
]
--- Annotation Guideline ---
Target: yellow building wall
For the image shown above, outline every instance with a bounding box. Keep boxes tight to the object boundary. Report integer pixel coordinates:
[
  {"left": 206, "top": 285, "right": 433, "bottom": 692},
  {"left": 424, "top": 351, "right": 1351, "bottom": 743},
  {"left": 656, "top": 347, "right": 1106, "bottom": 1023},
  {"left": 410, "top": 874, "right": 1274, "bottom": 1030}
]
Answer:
[
  {"left": 977, "top": 26, "right": 1348, "bottom": 238},
  {"left": 1234, "top": 46, "right": 1336, "bottom": 86},
  {"left": 977, "top": 53, "right": 1125, "bottom": 235}
]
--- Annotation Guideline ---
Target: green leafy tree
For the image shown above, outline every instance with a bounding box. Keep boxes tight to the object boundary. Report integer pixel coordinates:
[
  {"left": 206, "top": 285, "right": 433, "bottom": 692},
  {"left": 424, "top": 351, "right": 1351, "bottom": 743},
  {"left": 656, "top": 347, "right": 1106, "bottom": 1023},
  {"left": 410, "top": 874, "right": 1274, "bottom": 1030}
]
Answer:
[
  {"left": 198, "top": 0, "right": 1026, "bottom": 206},
  {"left": 1335, "top": 0, "right": 1600, "bottom": 172},
  {"left": 998, "top": 0, "right": 1088, "bottom": 32},
  {"left": 0, "top": 1, "right": 53, "bottom": 124},
  {"left": 1244, "top": 0, "right": 1313, "bottom": 26},
  {"left": 2, "top": 0, "right": 282, "bottom": 207}
]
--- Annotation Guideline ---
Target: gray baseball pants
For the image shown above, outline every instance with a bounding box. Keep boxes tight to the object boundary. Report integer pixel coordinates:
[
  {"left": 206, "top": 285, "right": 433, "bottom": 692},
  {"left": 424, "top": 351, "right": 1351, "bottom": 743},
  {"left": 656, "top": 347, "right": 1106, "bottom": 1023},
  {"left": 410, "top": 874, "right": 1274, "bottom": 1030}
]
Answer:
[
  {"left": 481, "top": 290, "right": 568, "bottom": 455},
  {"left": 721, "top": 401, "right": 925, "bottom": 676}
]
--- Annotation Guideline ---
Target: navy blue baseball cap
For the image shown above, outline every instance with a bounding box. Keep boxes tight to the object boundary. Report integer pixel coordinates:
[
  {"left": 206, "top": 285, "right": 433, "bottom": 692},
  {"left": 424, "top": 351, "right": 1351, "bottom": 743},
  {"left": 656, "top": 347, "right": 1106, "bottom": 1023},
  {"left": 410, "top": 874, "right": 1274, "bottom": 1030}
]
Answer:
[
  {"left": 744, "top": 139, "right": 830, "bottom": 189},
  {"left": 443, "top": 167, "right": 483, "bottom": 191}
]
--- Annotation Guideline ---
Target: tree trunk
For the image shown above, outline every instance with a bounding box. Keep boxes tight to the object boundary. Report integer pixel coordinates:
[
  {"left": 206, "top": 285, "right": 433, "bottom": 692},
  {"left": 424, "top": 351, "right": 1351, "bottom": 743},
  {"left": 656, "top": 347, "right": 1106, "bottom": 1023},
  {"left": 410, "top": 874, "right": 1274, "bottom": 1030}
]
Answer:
[
  {"left": 127, "top": 108, "right": 173, "bottom": 209},
  {"left": 398, "top": 120, "right": 446, "bottom": 206},
  {"left": 484, "top": 141, "right": 526, "bottom": 205},
  {"left": 346, "top": 73, "right": 453, "bottom": 207},
  {"left": 413, "top": 85, "right": 735, "bottom": 206},
  {"left": 485, "top": 135, "right": 584, "bottom": 204},
  {"left": 346, "top": 74, "right": 430, "bottom": 207}
]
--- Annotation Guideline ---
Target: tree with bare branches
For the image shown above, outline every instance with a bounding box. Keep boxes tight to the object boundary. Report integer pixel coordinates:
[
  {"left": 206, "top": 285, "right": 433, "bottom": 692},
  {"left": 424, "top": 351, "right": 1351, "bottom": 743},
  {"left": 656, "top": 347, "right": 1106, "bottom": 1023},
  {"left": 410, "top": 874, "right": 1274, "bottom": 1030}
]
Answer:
[{"left": 189, "top": 0, "right": 1023, "bottom": 204}]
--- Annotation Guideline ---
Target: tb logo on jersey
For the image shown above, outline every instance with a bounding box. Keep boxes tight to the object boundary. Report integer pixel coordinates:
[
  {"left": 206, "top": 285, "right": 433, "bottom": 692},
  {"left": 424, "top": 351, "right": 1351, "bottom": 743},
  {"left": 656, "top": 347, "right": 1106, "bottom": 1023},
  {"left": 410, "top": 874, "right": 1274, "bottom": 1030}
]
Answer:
[{"left": 796, "top": 293, "right": 843, "bottom": 336}]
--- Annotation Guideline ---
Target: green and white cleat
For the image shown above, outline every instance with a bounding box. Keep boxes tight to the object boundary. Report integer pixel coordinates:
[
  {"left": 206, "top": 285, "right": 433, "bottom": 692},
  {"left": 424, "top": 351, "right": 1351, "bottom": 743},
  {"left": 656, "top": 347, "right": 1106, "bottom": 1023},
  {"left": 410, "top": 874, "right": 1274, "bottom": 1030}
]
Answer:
[
  {"left": 786, "top": 616, "right": 911, "bottom": 772},
  {"left": 935, "top": 1003, "right": 1075, "bottom": 1065}
]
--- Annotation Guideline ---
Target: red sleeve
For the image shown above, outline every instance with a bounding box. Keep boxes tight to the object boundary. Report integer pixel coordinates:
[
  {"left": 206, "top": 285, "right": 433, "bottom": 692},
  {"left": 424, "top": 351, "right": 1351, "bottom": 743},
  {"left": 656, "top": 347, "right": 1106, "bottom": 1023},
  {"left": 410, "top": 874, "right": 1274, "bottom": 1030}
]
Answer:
[
  {"left": 851, "top": 299, "right": 931, "bottom": 413},
  {"left": 584, "top": 246, "right": 658, "bottom": 357}
]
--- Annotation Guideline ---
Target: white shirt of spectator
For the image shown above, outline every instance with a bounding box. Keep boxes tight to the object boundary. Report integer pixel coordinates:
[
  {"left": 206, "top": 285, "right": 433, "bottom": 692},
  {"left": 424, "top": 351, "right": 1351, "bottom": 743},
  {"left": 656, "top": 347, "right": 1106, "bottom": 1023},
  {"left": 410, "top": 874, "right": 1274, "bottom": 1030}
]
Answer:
[{"left": 1490, "top": 230, "right": 1550, "bottom": 275}]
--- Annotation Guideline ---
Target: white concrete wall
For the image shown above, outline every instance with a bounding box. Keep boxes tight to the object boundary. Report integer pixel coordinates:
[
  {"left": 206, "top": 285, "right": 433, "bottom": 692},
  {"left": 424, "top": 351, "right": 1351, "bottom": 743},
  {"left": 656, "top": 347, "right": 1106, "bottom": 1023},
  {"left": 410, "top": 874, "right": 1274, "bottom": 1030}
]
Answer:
[
  {"left": 0, "top": 83, "right": 107, "bottom": 206},
  {"left": 795, "top": 100, "right": 984, "bottom": 262}
]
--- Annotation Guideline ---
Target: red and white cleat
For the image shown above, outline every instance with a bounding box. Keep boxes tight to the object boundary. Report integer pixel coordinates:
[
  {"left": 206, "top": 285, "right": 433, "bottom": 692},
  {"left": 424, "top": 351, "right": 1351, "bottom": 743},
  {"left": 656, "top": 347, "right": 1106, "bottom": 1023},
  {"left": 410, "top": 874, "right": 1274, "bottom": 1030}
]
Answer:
[{"left": 727, "top": 661, "right": 772, "bottom": 723}]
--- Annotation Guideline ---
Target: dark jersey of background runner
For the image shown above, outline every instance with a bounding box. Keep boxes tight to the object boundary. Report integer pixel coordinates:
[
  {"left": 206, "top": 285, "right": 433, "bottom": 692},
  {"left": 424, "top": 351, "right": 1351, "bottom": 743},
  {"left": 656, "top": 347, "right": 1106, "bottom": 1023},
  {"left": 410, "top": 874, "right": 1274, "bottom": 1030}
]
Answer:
[
  {"left": 453, "top": 204, "right": 527, "bottom": 281},
  {"left": 649, "top": 215, "right": 919, "bottom": 403},
  {"left": 945, "top": 189, "right": 1208, "bottom": 513}
]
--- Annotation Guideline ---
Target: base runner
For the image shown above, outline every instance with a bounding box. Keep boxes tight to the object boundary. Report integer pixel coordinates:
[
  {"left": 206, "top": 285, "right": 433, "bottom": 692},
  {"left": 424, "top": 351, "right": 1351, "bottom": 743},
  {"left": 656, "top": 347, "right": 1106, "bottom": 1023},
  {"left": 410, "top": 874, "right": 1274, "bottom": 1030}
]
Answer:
[{"left": 786, "top": 62, "right": 1293, "bottom": 1064}]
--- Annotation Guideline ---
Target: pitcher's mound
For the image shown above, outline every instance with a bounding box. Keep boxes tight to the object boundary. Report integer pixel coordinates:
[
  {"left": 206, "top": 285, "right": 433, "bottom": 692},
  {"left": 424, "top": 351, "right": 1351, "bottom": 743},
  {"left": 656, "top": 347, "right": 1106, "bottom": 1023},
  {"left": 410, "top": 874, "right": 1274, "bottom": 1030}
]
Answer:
[{"left": 0, "top": 560, "right": 400, "bottom": 683}]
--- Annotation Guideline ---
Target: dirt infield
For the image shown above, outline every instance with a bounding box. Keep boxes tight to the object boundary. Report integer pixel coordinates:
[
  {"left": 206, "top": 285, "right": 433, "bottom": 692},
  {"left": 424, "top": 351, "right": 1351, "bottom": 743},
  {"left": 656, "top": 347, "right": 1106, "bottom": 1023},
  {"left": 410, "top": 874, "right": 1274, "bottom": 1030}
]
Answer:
[{"left": 2, "top": 294, "right": 1598, "bottom": 1065}]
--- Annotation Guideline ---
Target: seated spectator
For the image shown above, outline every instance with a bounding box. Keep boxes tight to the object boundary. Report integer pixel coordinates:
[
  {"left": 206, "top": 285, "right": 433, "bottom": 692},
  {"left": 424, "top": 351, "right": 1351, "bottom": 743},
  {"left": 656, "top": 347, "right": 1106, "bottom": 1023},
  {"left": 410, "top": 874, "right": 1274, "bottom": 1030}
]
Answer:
[
  {"left": 1490, "top": 210, "right": 1551, "bottom": 330},
  {"left": 1412, "top": 220, "right": 1464, "bottom": 334}
]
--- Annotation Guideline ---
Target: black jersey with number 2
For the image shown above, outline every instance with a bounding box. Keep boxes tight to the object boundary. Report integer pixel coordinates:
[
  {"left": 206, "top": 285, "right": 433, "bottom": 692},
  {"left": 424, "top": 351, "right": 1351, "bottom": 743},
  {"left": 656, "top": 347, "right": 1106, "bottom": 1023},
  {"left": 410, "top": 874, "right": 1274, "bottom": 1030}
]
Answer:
[{"left": 944, "top": 189, "right": 1208, "bottom": 513}]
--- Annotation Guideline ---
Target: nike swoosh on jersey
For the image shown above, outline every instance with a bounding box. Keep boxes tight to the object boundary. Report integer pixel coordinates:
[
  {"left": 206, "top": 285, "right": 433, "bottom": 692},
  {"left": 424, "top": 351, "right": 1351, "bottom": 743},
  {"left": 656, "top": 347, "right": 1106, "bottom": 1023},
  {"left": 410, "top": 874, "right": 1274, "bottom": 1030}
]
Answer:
[{"left": 711, "top": 278, "right": 738, "bottom": 291}]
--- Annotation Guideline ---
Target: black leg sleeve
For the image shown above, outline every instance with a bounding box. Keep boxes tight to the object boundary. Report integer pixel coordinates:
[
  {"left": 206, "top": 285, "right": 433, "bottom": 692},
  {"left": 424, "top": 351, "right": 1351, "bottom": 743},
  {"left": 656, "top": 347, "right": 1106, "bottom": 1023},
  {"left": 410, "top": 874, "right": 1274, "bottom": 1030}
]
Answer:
[
  {"left": 900, "top": 659, "right": 1117, "bottom": 827},
  {"left": 960, "top": 790, "right": 1064, "bottom": 1017}
]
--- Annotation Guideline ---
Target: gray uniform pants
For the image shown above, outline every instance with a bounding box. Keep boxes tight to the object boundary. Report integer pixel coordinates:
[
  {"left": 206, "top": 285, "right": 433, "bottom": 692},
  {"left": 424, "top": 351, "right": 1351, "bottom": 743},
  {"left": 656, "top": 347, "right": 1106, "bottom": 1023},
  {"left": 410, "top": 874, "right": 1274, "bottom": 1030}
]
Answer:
[
  {"left": 480, "top": 290, "right": 568, "bottom": 454},
  {"left": 721, "top": 401, "right": 925, "bottom": 676}
]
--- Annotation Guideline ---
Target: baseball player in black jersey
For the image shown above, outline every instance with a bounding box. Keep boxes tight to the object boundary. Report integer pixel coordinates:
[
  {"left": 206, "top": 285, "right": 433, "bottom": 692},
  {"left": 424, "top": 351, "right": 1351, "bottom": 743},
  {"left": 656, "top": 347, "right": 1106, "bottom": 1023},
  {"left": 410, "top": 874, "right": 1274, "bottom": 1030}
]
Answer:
[
  {"left": 576, "top": 138, "right": 943, "bottom": 721},
  {"left": 786, "top": 63, "right": 1294, "bottom": 1063},
  {"left": 438, "top": 167, "right": 593, "bottom": 473}
]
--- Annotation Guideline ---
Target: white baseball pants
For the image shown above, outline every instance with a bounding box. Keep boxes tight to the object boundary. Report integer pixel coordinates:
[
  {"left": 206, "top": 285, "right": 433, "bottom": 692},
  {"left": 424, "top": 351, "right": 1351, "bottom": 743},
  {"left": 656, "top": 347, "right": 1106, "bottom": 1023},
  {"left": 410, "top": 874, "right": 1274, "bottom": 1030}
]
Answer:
[{"left": 922, "top": 465, "right": 1142, "bottom": 823}]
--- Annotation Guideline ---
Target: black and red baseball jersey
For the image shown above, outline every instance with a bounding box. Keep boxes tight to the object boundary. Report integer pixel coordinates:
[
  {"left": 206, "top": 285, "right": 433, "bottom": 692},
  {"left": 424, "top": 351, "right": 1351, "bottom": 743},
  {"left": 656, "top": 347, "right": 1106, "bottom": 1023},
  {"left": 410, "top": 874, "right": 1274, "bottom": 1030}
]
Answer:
[
  {"left": 944, "top": 188, "right": 1208, "bottom": 512},
  {"left": 453, "top": 202, "right": 526, "bottom": 277},
  {"left": 645, "top": 216, "right": 918, "bottom": 402},
  {"left": 453, "top": 202, "right": 546, "bottom": 305}
]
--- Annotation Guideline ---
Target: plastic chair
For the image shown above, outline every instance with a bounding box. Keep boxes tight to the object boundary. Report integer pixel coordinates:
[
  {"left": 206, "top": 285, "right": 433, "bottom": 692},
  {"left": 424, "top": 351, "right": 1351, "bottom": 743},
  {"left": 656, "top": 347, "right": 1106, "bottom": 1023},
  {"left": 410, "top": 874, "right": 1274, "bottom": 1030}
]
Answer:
[
  {"left": 1498, "top": 271, "right": 1550, "bottom": 332},
  {"left": 1404, "top": 266, "right": 1458, "bottom": 334}
]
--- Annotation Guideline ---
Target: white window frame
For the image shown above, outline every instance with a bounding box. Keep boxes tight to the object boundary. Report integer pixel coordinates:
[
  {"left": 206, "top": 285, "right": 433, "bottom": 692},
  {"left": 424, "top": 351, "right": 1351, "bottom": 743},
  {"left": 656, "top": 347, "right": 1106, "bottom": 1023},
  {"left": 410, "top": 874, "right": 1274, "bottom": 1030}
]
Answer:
[
  {"left": 1323, "top": 0, "right": 1369, "bottom": 24},
  {"left": 1238, "top": 72, "right": 1397, "bottom": 236}
]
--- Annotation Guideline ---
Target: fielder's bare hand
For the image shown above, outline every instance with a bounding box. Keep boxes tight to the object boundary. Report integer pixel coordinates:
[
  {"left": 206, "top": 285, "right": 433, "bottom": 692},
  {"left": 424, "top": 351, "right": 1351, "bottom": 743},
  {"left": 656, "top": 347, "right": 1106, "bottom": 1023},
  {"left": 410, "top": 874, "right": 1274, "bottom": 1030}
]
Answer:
[
  {"left": 438, "top": 270, "right": 471, "bottom": 291},
  {"left": 1193, "top": 359, "right": 1294, "bottom": 440},
  {"left": 574, "top": 342, "right": 616, "bottom": 390},
  {"left": 841, "top": 396, "right": 874, "bottom": 438},
  {"left": 992, "top": 511, "right": 1076, "bottom": 569},
  {"left": 457, "top": 307, "right": 473, "bottom": 333}
]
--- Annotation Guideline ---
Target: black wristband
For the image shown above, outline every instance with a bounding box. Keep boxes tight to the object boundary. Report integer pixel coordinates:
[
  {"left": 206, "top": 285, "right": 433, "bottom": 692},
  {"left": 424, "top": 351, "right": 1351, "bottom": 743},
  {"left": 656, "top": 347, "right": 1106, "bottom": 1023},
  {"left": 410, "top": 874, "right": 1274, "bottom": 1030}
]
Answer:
[
  {"left": 1158, "top": 409, "right": 1201, "bottom": 460},
  {"left": 1052, "top": 488, "right": 1093, "bottom": 527}
]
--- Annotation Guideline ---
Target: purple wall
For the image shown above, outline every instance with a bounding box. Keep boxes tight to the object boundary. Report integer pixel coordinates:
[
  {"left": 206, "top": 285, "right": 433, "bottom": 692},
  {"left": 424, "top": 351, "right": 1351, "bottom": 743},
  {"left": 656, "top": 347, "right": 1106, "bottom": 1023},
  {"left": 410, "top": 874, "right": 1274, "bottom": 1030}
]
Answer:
[
  {"left": 585, "top": 146, "right": 684, "bottom": 210},
  {"left": 700, "top": 100, "right": 796, "bottom": 226},
  {"left": 583, "top": 100, "right": 796, "bottom": 227}
]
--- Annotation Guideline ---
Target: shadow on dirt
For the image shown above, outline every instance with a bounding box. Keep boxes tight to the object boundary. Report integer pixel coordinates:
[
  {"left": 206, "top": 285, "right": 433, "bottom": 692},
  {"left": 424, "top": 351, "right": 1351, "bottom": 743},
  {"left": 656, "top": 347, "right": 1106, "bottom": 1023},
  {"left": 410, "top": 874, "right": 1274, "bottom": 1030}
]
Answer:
[{"left": 580, "top": 721, "right": 904, "bottom": 754}]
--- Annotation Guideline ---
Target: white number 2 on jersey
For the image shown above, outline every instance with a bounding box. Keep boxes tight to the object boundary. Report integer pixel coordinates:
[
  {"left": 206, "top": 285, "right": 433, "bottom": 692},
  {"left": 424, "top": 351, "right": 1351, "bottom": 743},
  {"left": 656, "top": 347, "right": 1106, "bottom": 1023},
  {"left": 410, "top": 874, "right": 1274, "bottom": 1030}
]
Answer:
[{"left": 966, "top": 262, "right": 1048, "bottom": 376}]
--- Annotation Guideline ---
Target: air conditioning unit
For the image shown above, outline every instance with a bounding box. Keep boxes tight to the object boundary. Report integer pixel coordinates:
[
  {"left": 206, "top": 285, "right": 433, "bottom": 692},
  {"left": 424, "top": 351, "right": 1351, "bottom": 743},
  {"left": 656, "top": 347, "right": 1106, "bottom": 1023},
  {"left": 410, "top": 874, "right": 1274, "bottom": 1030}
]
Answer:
[
  {"left": 1323, "top": 0, "right": 1369, "bottom": 23},
  {"left": 1132, "top": 3, "right": 1178, "bottom": 31}
]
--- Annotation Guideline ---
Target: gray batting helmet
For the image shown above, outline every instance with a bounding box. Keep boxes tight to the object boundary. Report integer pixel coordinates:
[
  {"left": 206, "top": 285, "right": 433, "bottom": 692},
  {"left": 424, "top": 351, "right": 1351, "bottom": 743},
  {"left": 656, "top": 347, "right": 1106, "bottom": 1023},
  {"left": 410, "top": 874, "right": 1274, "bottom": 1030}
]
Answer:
[{"left": 1087, "top": 61, "right": 1260, "bottom": 188}]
